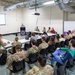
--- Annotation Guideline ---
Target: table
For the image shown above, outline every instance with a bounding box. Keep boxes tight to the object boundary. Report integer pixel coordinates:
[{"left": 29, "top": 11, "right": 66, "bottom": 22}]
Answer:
[{"left": 3, "top": 33, "right": 56, "bottom": 49}]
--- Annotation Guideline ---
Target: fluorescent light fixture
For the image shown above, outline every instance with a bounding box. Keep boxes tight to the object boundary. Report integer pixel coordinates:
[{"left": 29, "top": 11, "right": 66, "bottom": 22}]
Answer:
[{"left": 43, "top": 1, "right": 55, "bottom": 5}]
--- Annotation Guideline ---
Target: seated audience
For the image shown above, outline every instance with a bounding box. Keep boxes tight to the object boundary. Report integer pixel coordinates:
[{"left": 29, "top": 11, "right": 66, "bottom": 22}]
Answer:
[
  {"left": 31, "top": 32, "right": 37, "bottom": 42},
  {"left": 51, "top": 39, "right": 75, "bottom": 66},
  {"left": 25, "top": 55, "right": 54, "bottom": 75},
  {"left": 55, "top": 35, "right": 60, "bottom": 43},
  {"left": 42, "top": 32, "right": 48, "bottom": 40},
  {"left": 65, "top": 32, "right": 71, "bottom": 40},
  {"left": 42, "top": 27, "right": 46, "bottom": 33},
  {"left": 7, "top": 45, "right": 27, "bottom": 75},
  {"left": 50, "top": 28, "right": 55, "bottom": 34},
  {"left": 48, "top": 36, "right": 55, "bottom": 45},
  {"left": 35, "top": 26, "right": 39, "bottom": 31},
  {"left": 72, "top": 31, "right": 75, "bottom": 37},
  {"left": 0, "top": 34, "right": 10, "bottom": 46},
  {"left": 27, "top": 40, "right": 39, "bottom": 56},
  {"left": 47, "top": 27, "right": 51, "bottom": 33},
  {"left": 8, "top": 37, "right": 21, "bottom": 54},
  {"left": 59, "top": 34, "right": 65, "bottom": 42},
  {"left": 0, "top": 34, "right": 9, "bottom": 53},
  {"left": 39, "top": 36, "right": 48, "bottom": 51},
  {"left": 24, "top": 32, "right": 37, "bottom": 50},
  {"left": 12, "top": 37, "right": 21, "bottom": 46},
  {"left": 68, "top": 30, "right": 72, "bottom": 38}
]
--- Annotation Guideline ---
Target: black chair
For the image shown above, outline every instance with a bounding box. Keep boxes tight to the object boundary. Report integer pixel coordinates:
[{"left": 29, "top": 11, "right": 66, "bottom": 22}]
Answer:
[
  {"left": 24, "top": 41, "right": 31, "bottom": 51},
  {"left": 27, "top": 52, "right": 38, "bottom": 64},
  {"left": 46, "top": 36, "right": 50, "bottom": 43},
  {"left": 40, "top": 48, "right": 47, "bottom": 56},
  {"left": 36, "top": 39, "right": 42, "bottom": 46},
  {"left": 47, "top": 44, "right": 55, "bottom": 53},
  {"left": 65, "top": 39, "right": 69, "bottom": 46},
  {"left": 72, "top": 36, "right": 75, "bottom": 39},
  {"left": 11, "top": 59, "right": 25, "bottom": 73},
  {"left": 0, "top": 50, "right": 7, "bottom": 65},
  {"left": 56, "top": 62, "right": 66, "bottom": 75},
  {"left": 60, "top": 41, "right": 65, "bottom": 47},
  {"left": 55, "top": 42, "right": 60, "bottom": 50}
]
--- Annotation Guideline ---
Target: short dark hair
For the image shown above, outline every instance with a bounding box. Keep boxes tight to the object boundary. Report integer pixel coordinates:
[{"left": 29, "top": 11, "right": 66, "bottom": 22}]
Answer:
[
  {"left": 31, "top": 40, "right": 36, "bottom": 45},
  {"left": 15, "top": 45, "right": 21, "bottom": 50},
  {"left": 61, "top": 34, "right": 64, "bottom": 38},
  {"left": 42, "top": 37, "right": 46, "bottom": 41},
  {"left": 15, "top": 37, "right": 19, "bottom": 41},
  {"left": 31, "top": 32, "right": 35, "bottom": 36},
  {"left": 37, "top": 55, "right": 46, "bottom": 67},
  {"left": 50, "top": 37, "right": 55, "bottom": 42},
  {"left": 70, "top": 39, "right": 75, "bottom": 47},
  {"left": 68, "top": 30, "right": 71, "bottom": 33},
  {"left": 67, "top": 32, "right": 69, "bottom": 35}
]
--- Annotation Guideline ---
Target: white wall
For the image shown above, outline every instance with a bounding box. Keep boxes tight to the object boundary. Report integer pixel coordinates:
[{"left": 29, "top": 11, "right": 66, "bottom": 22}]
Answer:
[
  {"left": 68, "top": 13, "right": 75, "bottom": 21},
  {"left": 0, "top": 5, "right": 75, "bottom": 35},
  {"left": 0, "top": 6, "right": 23, "bottom": 34},
  {"left": 23, "top": 6, "right": 63, "bottom": 34}
]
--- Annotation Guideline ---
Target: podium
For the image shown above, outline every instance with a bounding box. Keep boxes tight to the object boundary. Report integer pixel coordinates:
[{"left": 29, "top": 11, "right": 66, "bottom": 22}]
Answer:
[{"left": 20, "top": 25, "right": 26, "bottom": 35}]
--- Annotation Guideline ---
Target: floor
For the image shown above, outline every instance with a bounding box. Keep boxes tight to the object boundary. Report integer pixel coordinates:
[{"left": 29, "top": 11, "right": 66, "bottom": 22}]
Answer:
[{"left": 0, "top": 34, "right": 75, "bottom": 75}]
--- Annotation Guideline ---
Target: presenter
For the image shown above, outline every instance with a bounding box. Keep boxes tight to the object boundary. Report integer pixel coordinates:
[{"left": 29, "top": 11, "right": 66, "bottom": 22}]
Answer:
[{"left": 20, "top": 23, "right": 26, "bottom": 35}]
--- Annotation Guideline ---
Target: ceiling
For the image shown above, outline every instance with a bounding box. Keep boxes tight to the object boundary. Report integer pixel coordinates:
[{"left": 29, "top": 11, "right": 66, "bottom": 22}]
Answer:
[
  {"left": 1, "top": 0, "right": 75, "bottom": 13},
  {"left": 0, "top": 0, "right": 51, "bottom": 7}
]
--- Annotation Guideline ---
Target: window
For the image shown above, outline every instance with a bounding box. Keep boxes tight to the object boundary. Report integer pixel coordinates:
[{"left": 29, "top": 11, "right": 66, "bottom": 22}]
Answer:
[{"left": 0, "top": 14, "right": 6, "bottom": 25}]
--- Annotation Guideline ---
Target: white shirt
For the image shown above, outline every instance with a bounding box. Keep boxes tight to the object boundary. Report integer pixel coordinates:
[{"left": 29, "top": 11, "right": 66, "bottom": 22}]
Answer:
[{"left": 59, "top": 38, "right": 65, "bottom": 42}]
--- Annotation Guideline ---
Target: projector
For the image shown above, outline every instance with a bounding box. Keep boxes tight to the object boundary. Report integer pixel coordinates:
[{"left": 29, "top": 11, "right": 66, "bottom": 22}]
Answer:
[{"left": 34, "top": 12, "right": 40, "bottom": 15}]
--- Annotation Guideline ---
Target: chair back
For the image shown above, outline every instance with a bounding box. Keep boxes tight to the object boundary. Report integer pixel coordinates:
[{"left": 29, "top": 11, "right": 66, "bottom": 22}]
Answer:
[
  {"left": 65, "top": 39, "right": 69, "bottom": 46},
  {"left": 0, "top": 51, "right": 7, "bottom": 65},
  {"left": 55, "top": 42, "right": 60, "bottom": 49},
  {"left": 60, "top": 41, "right": 65, "bottom": 47},
  {"left": 12, "top": 59, "right": 25, "bottom": 73},
  {"left": 40, "top": 48, "right": 47, "bottom": 56},
  {"left": 36, "top": 39, "right": 42, "bottom": 46},
  {"left": 47, "top": 44, "right": 55, "bottom": 53},
  {"left": 28, "top": 52, "right": 38, "bottom": 63}
]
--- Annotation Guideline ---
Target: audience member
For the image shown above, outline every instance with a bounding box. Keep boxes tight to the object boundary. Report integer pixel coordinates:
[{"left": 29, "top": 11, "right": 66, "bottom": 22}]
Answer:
[
  {"left": 7, "top": 45, "right": 27, "bottom": 75},
  {"left": 26, "top": 55, "right": 54, "bottom": 75},
  {"left": 27, "top": 40, "right": 39, "bottom": 56},
  {"left": 68, "top": 30, "right": 72, "bottom": 38},
  {"left": 72, "top": 31, "right": 75, "bottom": 37},
  {"left": 8, "top": 37, "right": 21, "bottom": 54},
  {"left": 0, "top": 34, "right": 9, "bottom": 53},
  {"left": 48, "top": 36, "right": 55, "bottom": 45},
  {"left": 55, "top": 35, "right": 60, "bottom": 43},
  {"left": 42, "top": 32, "right": 48, "bottom": 40},
  {"left": 12, "top": 37, "right": 21, "bottom": 46},
  {"left": 0, "top": 34, "right": 9, "bottom": 47},
  {"left": 59, "top": 34, "right": 65, "bottom": 42},
  {"left": 51, "top": 39, "right": 75, "bottom": 66},
  {"left": 39, "top": 36, "right": 48, "bottom": 51},
  {"left": 65, "top": 32, "right": 71, "bottom": 40},
  {"left": 31, "top": 32, "right": 37, "bottom": 42}
]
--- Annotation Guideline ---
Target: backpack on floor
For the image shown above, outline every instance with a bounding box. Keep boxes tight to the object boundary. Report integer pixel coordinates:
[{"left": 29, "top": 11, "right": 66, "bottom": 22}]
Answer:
[{"left": 0, "top": 53, "right": 7, "bottom": 65}]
